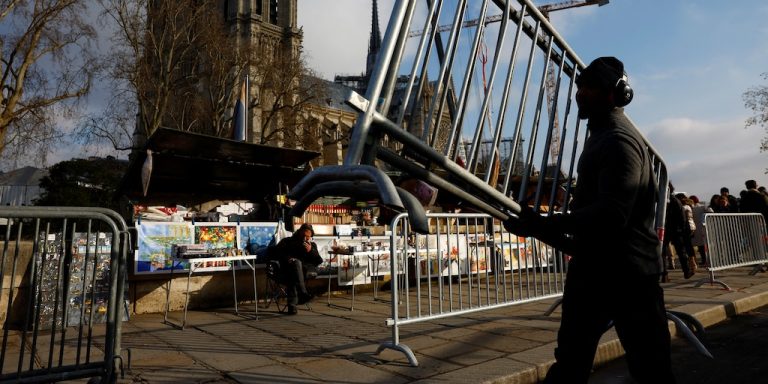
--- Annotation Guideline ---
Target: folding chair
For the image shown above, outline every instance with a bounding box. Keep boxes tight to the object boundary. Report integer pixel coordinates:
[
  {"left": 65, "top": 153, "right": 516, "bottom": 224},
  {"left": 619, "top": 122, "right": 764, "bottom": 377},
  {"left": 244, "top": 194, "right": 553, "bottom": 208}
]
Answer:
[{"left": 263, "top": 260, "right": 312, "bottom": 313}]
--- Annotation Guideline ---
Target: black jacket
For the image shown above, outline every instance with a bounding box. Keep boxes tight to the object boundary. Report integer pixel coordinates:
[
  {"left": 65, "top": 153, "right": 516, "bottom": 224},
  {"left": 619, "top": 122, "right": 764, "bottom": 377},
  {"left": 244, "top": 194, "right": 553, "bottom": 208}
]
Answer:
[
  {"left": 273, "top": 235, "right": 323, "bottom": 267},
  {"left": 740, "top": 189, "right": 768, "bottom": 223},
  {"left": 664, "top": 195, "right": 686, "bottom": 240},
  {"left": 548, "top": 108, "right": 662, "bottom": 276}
]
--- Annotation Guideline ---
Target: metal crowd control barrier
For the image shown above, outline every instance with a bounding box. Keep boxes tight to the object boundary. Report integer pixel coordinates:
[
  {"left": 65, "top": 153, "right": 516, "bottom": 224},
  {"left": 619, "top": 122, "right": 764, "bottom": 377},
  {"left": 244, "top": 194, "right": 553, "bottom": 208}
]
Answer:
[
  {"left": 288, "top": 0, "right": 669, "bottom": 240},
  {"left": 695, "top": 213, "right": 768, "bottom": 290},
  {"left": 286, "top": 0, "right": 705, "bottom": 368},
  {"left": 380, "top": 212, "right": 563, "bottom": 366},
  {"left": 0, "top": 207, "right": 130, "bottom": 383}
]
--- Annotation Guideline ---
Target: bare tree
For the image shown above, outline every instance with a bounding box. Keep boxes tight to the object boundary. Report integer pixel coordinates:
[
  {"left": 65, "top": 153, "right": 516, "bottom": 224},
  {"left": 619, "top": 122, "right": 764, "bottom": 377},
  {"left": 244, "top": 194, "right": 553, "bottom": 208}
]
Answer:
[
  {"left": 744, "top": 72, "right": 768, "bottom": 152},
  {"left": 192, "top": 19, "right": 250, "bottom": 139},
  {"left": 254, "top": 48, "right": 327, "bottom": 146},
  {"left": 0, "top": 0, "right": 97, "bottom": 167},
  {"left": 83, "top": 0, "right": 323, "bottom": 154},
  {"left": 81, "top": 0, "right": 244, "bottom": 152}
]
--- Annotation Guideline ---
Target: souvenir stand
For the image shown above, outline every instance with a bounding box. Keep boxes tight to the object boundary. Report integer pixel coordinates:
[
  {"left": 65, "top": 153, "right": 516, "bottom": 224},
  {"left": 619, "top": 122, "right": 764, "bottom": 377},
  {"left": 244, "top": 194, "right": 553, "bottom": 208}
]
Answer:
[{"left": 119, "top": 127, "right": 320, "bottom": 317}]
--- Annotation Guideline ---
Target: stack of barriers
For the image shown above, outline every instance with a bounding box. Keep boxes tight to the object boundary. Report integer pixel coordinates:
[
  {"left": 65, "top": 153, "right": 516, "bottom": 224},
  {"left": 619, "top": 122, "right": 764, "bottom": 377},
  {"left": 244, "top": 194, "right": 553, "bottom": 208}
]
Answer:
[{"left": 287, "top": 0, "right": 712, "bottom": 366}]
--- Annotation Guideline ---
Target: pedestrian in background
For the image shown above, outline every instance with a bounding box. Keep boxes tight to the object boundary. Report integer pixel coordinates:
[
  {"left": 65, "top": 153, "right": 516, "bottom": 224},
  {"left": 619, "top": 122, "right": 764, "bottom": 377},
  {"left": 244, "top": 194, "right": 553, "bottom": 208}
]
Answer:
[
  {"left": 710, "top": 194, "right": 729, "bottom": 213},
  {"left": 504, "top": 57, "right": 674, "bottom": 384},
  {"left": 720, "top": 187, "right": 739, "bottom": 213},
  {"left": 690, "top": 195, "right": 711, "bottom": 267},
  {"left": 740, "top": 179, "right": 768, "bottom": 224},
  {"left": 665, "top": 185, "right": 693, "bottom": 279},
  {"left": 677, "top": 193, "right": 697, "bottom": 275}
]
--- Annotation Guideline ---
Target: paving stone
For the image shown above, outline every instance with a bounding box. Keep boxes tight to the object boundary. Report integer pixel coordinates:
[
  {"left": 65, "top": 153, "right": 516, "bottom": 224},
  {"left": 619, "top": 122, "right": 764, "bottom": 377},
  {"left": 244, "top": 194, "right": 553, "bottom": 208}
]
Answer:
[{"left": 36, "top": 266, "right": 768, "bottom": 384}]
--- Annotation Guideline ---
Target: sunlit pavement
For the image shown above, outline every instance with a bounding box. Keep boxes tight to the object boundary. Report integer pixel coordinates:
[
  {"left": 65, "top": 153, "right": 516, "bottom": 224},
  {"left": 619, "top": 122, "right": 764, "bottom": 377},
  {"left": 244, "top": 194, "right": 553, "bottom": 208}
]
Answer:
[{"left": 110, "top": 266, "right": 768, "bottom": 384}]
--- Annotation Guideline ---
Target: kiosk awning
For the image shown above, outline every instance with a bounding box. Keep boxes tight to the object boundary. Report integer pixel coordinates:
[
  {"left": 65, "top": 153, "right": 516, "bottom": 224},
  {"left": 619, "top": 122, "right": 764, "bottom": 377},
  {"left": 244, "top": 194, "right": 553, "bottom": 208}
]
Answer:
[{"left": 120, "top": 128, "right": 320, "bottom": 205}]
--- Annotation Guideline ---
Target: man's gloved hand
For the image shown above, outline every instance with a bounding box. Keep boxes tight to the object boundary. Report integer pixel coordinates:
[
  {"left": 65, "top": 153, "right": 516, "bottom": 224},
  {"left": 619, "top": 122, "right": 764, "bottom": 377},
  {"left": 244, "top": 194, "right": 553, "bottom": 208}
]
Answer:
[{"left": 503, "top": 205, "right": 545, "bottom": 238}]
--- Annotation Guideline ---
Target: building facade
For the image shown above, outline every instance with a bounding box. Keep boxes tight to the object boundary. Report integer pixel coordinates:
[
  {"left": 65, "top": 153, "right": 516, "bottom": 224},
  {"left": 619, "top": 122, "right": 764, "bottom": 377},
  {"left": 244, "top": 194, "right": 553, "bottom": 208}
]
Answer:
[{"left": 220, "top": 0, "right": 359, "bottom": 167}]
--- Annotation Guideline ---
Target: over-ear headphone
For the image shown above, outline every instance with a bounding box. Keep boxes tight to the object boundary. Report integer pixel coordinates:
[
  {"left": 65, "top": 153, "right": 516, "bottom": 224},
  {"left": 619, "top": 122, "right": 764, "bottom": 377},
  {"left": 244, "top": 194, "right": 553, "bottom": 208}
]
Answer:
[{"left": 614, "top": 73, "right": 634, "bottom": 107}]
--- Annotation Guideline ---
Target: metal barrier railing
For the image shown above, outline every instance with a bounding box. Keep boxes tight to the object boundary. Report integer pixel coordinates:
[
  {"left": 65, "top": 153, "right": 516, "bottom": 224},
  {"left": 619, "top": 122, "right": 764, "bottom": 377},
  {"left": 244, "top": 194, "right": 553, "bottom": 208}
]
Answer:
[
  {"left": 287, "top": 0, "right": 699, "bottom": 368},
  {"left": 288, "top": 0, "right": 669, "bottom": 240},
  {"left": 695, "top": 213, "right": 768, "bottom": 290},
  {"left": 379, "top": 212, "right": 564, "bottom": 366},
  {"left": 0, "top": 207, "right": 130, "bottom": 383}
]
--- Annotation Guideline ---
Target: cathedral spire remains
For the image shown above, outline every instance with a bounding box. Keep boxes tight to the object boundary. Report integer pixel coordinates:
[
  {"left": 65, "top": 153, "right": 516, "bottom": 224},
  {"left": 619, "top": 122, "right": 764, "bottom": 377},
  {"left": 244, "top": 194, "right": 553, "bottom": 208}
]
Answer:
[{"left": 366, "top": 0, "right": 382, "bottom": 79}]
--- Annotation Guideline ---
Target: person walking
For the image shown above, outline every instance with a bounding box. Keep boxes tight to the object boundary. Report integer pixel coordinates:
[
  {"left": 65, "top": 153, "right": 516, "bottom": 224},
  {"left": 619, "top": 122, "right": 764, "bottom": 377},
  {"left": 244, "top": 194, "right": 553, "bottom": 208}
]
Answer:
[
  {"left": 504, "top": 57, "right": 674, "bottom": 383},
  {"left": 663, "top": 184, "right": 694, "bottom": 279},
  {"left": 677, "top": 193, "right": 697, "bottom": 275},
  {"left": 690, "top": 195, "right": 711, "bottom": 266}
]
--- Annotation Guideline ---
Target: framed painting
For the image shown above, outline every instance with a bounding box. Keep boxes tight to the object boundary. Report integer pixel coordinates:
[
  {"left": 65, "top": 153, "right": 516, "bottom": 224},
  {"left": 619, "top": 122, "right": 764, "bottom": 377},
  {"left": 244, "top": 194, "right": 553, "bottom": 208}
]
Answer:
[
  {"left": 238, "top": 222, "right": 278, "bottom": 263},
  {"left": 135, "top": 222, "right": 194, "bottom": 274},
  {"left": 194, "top": 223, "right": 238, "bottom": 271}
]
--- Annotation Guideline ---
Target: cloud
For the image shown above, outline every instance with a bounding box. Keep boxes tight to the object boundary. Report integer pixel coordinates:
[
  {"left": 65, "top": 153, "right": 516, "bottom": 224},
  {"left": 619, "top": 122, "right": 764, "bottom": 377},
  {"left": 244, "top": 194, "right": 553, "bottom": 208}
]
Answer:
[
  {"left": 646, "top": 116, "right": 768, "bottom": 197},
  {"left": 300, "top": 0, "right": 395, "bottom": 80}
]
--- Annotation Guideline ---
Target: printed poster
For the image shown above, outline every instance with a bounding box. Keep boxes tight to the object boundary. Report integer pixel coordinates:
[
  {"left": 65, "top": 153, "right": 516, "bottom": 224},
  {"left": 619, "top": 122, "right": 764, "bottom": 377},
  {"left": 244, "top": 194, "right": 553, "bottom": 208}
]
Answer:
[
  {"left": 491, "top": 235, "right": 551, "bottom": 271},
  {"left": 337, "top": 253, "right": 370, "bottom": 286},
  {"left": 314, "top": 236, "right": 338, "bottom": 277},
  {"left": 420, "top": 234, "right": 467, "bottom": 276},
  {"left": 135, "top": 222, "right": 194, "bottom": 274}
]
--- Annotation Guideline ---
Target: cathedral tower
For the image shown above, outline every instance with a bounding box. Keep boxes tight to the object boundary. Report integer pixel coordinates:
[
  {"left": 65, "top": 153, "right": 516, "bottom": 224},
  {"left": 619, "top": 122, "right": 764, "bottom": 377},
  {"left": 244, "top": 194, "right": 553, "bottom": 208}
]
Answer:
[{"left": 222, "top": 0, "right": 301, "bottom": 144}]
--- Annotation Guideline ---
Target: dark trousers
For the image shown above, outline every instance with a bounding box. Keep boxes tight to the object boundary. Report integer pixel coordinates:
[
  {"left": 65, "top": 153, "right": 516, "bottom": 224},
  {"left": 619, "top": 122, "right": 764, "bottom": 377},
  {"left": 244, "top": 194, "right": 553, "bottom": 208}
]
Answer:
[
  {"left": 543, "top": 264, "right": 675, "bottom": 384},
  {"left": 663, "top": 234, "right": 691, "bottom": 276},
  {"left": 282, "top": 260, "right": 316, "bottom": 306},
  {"left": 695, "top": 245, "right": 707, "bottom": 266}
]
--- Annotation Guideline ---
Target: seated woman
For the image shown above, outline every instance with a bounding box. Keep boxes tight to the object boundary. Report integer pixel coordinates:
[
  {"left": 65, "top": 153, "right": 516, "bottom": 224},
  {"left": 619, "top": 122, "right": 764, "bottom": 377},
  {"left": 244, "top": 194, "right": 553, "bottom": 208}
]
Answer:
[{"left": 272, "top": 223, "right": 323, "bottom": 314}]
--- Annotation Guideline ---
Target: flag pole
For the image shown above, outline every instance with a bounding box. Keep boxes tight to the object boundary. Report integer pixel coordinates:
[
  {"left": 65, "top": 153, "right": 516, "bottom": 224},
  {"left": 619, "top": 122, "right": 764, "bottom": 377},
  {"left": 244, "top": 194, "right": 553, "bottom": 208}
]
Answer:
[{"left": 244, "top": 74, "right": 249, "bottom": 142}]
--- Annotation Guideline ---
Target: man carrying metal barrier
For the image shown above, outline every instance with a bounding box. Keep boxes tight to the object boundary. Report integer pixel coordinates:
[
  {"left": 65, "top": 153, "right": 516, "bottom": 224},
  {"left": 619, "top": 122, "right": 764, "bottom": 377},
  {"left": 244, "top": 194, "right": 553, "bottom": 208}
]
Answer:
[
  {"left": 504, "top": 57, "right": 675, "bottom": 383},
  {"left": 286, "top": 0, "right": 690, "bottom": 376}
]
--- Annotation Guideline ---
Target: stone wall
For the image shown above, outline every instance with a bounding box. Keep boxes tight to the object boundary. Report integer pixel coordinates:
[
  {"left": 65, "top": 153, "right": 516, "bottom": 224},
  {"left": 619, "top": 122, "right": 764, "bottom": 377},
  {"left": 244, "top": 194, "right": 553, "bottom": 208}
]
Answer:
[{"left": 2, "top": 242, "right": 354, "bottom": 324}]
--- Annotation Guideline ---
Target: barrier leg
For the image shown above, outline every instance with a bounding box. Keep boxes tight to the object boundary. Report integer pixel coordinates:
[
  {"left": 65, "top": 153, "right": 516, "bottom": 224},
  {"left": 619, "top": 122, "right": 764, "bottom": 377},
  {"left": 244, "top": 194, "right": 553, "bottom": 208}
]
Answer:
[
  {"left": 749, "top": 263, "right": 767, "bottom": 275},
  {"left": 666, "top": 311, "right": 713, "bottom": 358},
  {"left": 693, "top": 270, "right": 730, "bottom": 290},
  {"left": 544, "top": 297, "right": 563, "bottom": 316},
  {"left": 376, "top": 342, "right": 418, "bottom": 367}
]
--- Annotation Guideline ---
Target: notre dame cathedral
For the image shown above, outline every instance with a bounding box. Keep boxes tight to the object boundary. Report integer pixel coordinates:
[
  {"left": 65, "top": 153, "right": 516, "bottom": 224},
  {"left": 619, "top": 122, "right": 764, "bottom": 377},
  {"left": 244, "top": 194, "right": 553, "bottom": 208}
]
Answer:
[{"left": 220, "top": 0, "right": 371, "bottom": 167}]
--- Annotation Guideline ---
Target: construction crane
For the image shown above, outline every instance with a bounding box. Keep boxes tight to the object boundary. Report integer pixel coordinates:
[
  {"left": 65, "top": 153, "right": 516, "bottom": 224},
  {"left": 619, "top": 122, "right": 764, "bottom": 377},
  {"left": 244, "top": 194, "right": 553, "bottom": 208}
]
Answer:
[
  {"left": 407, "top": 1, "right": 609, "bottom": 38},
  {"left": 406, "top": 14, "right": 505, "bottom": 38},
  {"left": 539, "top": 0, "right": 609, "bottom": 15},
  {"left": 539, "top": 0, "right": 609, "bottom": 165},
  {"left": 407, "top": 0, "right": 609, "bottom": 165}
]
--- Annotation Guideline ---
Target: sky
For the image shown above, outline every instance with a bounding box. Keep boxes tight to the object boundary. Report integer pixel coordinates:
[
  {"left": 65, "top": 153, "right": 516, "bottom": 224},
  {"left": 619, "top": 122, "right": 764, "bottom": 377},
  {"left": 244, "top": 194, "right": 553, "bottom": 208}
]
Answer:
[{"left": 298, "top": 0, "right": 768, "bottom": 202}]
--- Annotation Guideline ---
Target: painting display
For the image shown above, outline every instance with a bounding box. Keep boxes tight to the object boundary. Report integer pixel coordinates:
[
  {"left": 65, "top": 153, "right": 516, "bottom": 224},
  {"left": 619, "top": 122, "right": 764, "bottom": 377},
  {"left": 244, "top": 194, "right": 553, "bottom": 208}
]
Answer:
[
  {"left": 134, "top": 221, "right": 280, "bottom": 274},
  {"left": 313, "top": 237, "right": 338, "bottom": 277},
  {"left": 238, "top": 222, "right": 279, "bottom": 261},
  {"left": 417, "top": 234, "right": 469, "bottom": 277},
  {"left": 132, "top": 220, "right": 553, "bottom": 278},
  {"left": 194, "top": 224, "right": 238, "bottom": 270},
  {"left": 135, "top": 222, "right": 194, "bottom": 274},
  {"left": 314, "top": 235, "right": 390, "bottom": 278},
  {"left": 337, "top": 253, "right": 370, "bottom": 286}
]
